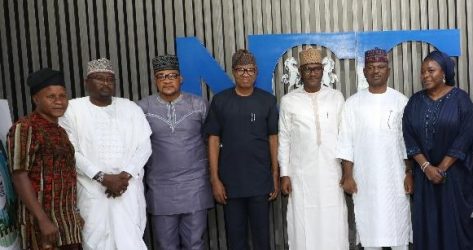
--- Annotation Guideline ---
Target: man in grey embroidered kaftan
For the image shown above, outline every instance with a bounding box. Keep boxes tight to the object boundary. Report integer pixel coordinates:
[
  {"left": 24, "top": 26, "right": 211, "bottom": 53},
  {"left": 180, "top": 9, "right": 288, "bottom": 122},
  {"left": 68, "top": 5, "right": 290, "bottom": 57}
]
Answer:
[{"left": 137, "top": 55, "right": 213, "bottom": 250}]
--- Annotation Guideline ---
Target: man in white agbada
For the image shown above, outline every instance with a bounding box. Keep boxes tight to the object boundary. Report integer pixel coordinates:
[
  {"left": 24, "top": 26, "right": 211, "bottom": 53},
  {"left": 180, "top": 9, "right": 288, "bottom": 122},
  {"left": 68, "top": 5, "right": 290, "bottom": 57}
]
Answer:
[
  {"left": 59, "top": 58, "right": 152, "bottom": 249},
  {"left": 279, "top": 47, "right": 349, "bottom": 249},
  {"left": 337, "top": 48, "right": 412, "bottom": 250}
]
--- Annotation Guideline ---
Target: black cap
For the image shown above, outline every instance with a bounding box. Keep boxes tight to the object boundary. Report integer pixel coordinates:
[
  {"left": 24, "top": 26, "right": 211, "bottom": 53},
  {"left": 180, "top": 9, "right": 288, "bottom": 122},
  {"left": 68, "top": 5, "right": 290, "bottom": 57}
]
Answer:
[
  {"left": 27, "top": 68, "right": 65, "bottom": 95},
  {"left": 152, "top": 55, "right": 180, "bottom": 72}
]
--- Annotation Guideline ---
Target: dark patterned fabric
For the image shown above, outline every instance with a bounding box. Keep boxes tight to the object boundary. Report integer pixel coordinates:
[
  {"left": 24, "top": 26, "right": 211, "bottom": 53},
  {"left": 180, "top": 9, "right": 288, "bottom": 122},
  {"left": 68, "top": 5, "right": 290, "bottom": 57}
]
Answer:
[
  {"left": 7, "top": 112, "right": 82, "bottom": 249},
  {"left": 231, "top": 49, "right": 256, "bottom": 68},
  {"left": 365, "top": 47, "right": 388, "bottom": 63},
  {"left": 0, "top": 141, "right": 18, "bottom": 246},
  {"left": 152, "top": 55, "right": 180, "bottom": 72}
]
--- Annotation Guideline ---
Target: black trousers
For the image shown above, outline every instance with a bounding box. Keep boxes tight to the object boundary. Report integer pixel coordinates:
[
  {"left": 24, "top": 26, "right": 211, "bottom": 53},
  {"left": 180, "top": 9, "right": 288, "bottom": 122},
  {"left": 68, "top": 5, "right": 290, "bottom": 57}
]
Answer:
[{"left": 223, "top": 195, "right": 270, "bottom": 250}]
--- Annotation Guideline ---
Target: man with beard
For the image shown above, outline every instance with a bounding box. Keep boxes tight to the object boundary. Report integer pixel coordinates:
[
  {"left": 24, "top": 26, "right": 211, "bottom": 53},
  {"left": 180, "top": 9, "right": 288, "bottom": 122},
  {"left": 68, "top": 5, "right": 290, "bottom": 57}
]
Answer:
[
  {"left": 278, "top": 47, "right": 349, "bottom": 249},
  {"left": 337, "top": 48, "right": 412, "bottom": 250},
  {"left": 59, "top": 58, "right": 152, "bottom": 250}
]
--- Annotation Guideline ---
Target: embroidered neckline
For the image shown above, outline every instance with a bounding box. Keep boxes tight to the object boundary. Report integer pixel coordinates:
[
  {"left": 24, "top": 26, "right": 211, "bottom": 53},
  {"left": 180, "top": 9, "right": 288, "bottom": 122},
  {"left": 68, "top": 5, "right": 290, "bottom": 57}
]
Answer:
[
  {"left": 423, "top": 87, "right": 456, "bottom": 103},
  {"left": 156, "top": 93, "right": 183, "bottom": 105},
  {"left": 421, "top": 87, "right": 457, "bottom": 151},
  {"left": 150, "top": 94, "right": 201, "bottom": 133}
]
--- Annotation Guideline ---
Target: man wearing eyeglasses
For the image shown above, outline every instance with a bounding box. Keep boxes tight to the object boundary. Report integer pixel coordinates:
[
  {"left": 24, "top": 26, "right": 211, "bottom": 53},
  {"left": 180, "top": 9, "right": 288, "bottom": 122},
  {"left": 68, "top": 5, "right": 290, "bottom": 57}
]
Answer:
[
  {"left": 59, "top": 58, "right": 152, "bottom": 250},
  {"left": 204, "top": 49, "right": 279, "bottom": 250},
  {"left": 278, "top": 47, "right": 349, "bottom": 249},
  {"left": 136, "top": 55, "right": 213, "bottom": 250}
]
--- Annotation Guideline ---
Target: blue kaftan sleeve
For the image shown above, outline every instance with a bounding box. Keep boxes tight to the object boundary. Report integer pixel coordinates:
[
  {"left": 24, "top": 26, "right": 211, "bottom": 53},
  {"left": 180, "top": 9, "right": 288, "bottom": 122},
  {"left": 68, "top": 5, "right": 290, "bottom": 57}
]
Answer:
[
  {"left": 446, "top": 90, "right": 473, "bottom": 161},
  {"left": 402, "top": 95, "right": 422, "bottom": 158}
]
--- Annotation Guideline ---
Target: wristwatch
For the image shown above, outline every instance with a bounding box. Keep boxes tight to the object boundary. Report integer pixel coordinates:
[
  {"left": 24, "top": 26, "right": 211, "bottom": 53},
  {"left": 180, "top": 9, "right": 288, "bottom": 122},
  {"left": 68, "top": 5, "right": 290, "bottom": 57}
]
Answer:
[{"left": 93, "top": 171, "right": 105, "bottom": 183}]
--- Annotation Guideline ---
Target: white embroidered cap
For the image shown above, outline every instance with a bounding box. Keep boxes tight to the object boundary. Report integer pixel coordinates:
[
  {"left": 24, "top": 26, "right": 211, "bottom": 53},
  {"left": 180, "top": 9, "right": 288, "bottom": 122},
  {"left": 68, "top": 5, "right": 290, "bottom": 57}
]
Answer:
[{"left": 87, "top": 58, "right": 115, "bottom": 76}]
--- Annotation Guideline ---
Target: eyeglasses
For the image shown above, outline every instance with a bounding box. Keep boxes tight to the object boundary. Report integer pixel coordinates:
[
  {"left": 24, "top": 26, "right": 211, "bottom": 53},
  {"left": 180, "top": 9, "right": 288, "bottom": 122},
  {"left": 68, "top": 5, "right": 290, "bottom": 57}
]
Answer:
[
  {"left": 88, "top": 76, "right": 117, "bottom": 85},
  {"left": 233, "top": 67, "right": 256, "bottom": 76},
  {"left": 301, "top": 66, "right": 323, "bottom": 75},
  {"left": 155, "top": 73, "right": 180, "bottom": 80}
]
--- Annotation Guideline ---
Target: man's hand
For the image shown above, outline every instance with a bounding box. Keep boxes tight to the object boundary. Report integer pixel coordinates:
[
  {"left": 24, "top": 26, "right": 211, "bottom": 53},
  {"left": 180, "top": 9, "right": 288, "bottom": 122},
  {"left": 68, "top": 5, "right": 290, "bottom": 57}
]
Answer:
[
  {"left": 340, "top": 160, "right": 356, "bottom": 194},
  {"left": 38, "top": 216, "right": 58, "bottom": 247},
  {"left": 404, "top": 172, "right": 414, "bottom": 194},
  {"left": 102, "top": 172, "right": 130, "bottom": 198},
  {"left": 340, "top": 175, "right": 357, "bottom": 194},
  {"left": 11, "top": 171, "right": 59, "bottom": 247},
  {"left": 268, "top": 171, "right": 280, "bottom": 201},
  {"left": 119, "top": 171, "right": 132, "bottom": 180},
  {"left": 281, "top": 176, "right": 292, "bottom": 195},
  {"left": 105, "top": 189, "right": 119, "bottom": 198},
  {"left": 211, "top": 178, "right": 227, "bottom": 204},
  {"left": 267, "top": 135, "right": 279, "bottom": 201}
]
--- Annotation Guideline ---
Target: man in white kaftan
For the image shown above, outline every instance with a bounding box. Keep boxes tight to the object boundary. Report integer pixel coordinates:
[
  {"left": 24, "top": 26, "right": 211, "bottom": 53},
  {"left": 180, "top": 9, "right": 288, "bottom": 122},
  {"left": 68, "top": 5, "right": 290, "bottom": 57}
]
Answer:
[
  {"left": 59, "top": 58, "right": 152, "bottom": 250},
  {"left": 279, "top": 48, "right": 349, "bottom": 250},
  {"left": 337, "top": 48, "right": 412, "bottom": 250}
]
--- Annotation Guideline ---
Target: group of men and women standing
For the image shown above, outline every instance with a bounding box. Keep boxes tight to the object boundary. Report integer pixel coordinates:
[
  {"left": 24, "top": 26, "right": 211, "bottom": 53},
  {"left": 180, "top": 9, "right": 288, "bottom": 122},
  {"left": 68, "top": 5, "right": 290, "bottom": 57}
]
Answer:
[{"left": 4, "top": 45, "right": 473, "bottom": 250}]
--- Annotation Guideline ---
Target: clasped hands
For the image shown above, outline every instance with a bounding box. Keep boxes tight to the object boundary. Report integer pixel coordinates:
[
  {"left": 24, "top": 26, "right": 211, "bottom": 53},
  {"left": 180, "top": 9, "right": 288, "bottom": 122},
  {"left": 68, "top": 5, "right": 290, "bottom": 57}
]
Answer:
[
  {"left": 424, "top": 165, "right": 447, "bottom": 184},
  {"left": 101, "top": 171, "right": 132, "bottom": 198}
]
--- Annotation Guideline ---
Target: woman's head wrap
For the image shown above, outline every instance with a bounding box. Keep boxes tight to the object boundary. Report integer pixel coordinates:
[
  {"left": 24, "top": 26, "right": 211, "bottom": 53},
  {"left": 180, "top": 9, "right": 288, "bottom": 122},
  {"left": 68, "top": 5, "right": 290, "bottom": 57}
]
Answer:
[{"left": 424, "top": 50, "right": 456, "bottom": 86}]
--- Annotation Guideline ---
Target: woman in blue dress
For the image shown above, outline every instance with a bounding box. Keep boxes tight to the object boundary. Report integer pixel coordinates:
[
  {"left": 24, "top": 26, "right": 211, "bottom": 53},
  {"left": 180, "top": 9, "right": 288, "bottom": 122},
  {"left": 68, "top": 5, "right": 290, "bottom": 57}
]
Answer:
[{"left": 403, "top": 50, "right": 473, "bottom": 250}]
